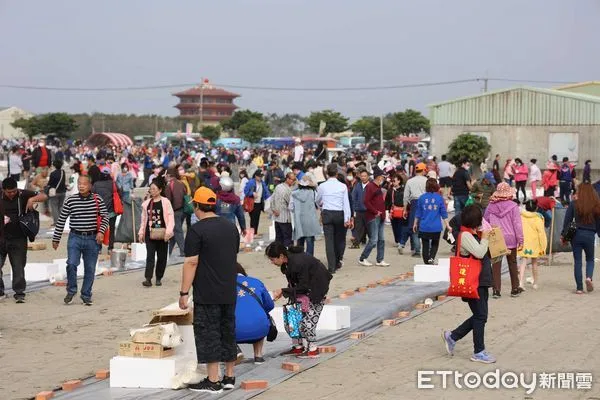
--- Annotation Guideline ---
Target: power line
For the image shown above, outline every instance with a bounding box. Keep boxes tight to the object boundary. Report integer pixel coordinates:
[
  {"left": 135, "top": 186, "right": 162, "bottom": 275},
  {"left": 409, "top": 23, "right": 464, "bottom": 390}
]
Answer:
[{"left": 0, "top": 77, "right": 578, "bottom": 92}]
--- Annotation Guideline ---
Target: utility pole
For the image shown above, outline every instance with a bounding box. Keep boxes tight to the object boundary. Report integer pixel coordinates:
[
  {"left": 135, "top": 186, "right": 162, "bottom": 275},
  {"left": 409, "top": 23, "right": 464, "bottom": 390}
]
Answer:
[
  {"left": 380, "top": 114, "right": 384, "bottom": 151},
  {"left": 483, "top": 78, "right": 488, "bottom": 92}
]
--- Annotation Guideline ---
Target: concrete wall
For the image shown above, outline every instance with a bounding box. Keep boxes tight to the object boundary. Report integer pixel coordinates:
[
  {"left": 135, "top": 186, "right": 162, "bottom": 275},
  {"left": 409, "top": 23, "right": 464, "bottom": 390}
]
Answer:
[{"left": 431, "top": 125, "right": 600, "bottom": 167}]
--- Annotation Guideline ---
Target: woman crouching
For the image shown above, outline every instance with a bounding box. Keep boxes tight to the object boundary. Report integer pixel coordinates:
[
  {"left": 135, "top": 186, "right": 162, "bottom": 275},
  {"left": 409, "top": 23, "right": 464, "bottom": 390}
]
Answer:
[{"left": 265, "top": 242, "right": 332, "bottom": 358}]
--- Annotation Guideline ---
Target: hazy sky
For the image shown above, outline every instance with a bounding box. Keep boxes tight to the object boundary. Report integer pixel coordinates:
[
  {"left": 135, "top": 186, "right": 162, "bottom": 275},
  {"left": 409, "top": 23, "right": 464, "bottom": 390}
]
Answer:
[{"left": 0, "top": 0, "right": 597, "bottom": 120}]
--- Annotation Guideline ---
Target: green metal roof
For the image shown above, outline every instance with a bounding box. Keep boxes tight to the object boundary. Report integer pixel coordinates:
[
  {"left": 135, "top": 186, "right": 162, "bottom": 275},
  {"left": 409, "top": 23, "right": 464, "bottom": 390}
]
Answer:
[{"left": 429, "top": 86, "right": 600, "bottom": 126}]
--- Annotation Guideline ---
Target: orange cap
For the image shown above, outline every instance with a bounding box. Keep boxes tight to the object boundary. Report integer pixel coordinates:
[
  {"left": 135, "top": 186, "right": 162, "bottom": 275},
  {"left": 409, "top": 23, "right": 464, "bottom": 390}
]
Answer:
[
  {"left": 415, "top": 162, "right": 427, "bottom": 172},
  {"left": 192, "top": 187, "right": 217, "bottom": 205}
]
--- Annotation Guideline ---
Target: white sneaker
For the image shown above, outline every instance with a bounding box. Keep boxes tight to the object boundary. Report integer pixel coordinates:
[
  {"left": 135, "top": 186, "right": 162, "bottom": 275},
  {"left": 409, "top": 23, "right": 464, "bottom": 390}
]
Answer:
[
  {"left": 532, "top": 284, "right": 538, "bottom": 290},
  {"left": 359, "top": 258, "right": 373, "bottom": 266},
  {"left": 376, "top": 260, "right": 390, "bottom": 267},
  {"left": 525, "top": 277, "right": 534, "bottom": 285}
]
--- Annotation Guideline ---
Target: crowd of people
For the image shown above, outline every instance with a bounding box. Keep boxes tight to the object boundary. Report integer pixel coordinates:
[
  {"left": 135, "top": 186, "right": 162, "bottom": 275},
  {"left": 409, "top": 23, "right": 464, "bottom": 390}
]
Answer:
[{"left": 1, "top": 136, "right": 600, "bottom": 392}]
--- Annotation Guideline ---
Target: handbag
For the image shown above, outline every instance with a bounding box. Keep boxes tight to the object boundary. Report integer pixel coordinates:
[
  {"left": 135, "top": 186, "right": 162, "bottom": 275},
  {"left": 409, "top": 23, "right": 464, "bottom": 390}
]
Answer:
[
  {"left": 390, "top": 189, "right": 404, "bottom": 219},
  {"left": 447, "top": 230, "right": 482, "bottom": 300},
  {"left": 148, "top": 200, "right": 166, "bottom": 241},
  {"left": 237, "top": 283, "right": 278, "bottom": 342},
  {"left": 465, "top": 195, "right": 474, "bottom": 207},
  {"left": 48, "top": 170, "right": 64, "bottom": 198},
  {"left": 93, "top": 194, "right": 111, "bottom": 246},
  {"left": 562, "top": 221, "right": 577, "bottom": 242},
  {"left": 183, "top": 194, "right": 194, "bottom": 215},
  {"left": 283, "top": 302, "right": 303, "bottom": 339},
  {"left": 243, "top": 196, "right": 255, "bottom": 213},
  {"left": 17, "top": 193, "right": 40, "bottom": 242},
  {"left": 112, "top": 182, "right": 124, "bottom": 215}
]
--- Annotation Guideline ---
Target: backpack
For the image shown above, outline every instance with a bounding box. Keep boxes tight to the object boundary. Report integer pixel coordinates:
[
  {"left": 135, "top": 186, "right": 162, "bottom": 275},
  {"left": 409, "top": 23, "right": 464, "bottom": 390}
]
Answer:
[{"left": 559, "top": 164, "right": 572, "bottom": 182}]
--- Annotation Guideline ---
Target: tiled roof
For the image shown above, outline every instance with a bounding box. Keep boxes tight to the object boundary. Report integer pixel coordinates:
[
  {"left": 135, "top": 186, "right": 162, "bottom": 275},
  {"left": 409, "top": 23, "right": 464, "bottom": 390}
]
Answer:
[{"left": 174, "top": 86, "right": 240, "bottom": 98}]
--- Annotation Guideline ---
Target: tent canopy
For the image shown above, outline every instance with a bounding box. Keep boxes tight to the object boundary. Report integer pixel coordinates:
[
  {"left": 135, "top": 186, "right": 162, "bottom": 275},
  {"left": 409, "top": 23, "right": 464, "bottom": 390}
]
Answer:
[{"left": 87, "top": 132, "right": 133, "bottom": 148}]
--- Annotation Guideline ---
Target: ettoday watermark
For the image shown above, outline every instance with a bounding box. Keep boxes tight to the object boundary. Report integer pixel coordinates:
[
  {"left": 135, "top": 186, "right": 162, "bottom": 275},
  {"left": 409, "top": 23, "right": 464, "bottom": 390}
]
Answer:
[{"left": 417, "top": 370, "right": 593, "bottom": 394}]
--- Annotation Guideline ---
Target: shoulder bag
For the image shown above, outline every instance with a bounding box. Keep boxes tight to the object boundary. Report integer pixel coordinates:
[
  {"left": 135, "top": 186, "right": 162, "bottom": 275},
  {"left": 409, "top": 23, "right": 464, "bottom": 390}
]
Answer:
[
  {"left": 93, "top": 194, "right": 111, "bottom": 246},
  {"left": 148, "top": 200, "right": 166, "bottom": 241},
  {"left": 237, "top": 282, "right": 278, "bottom": 342},
  {"left": 48, "top": 170, "right": 64, "bottom": 198},
  {"left": 390, "top": 189, "right": 404, "bottom": 219},
  {"left": 112, "top": 181, "right": 124, "bottom": 215},
  {"left": 17, "top": 192, "right": 40, "bottom": 242},
  {"left": 447, "top": 231, "right": 482, "bottom": 300}
]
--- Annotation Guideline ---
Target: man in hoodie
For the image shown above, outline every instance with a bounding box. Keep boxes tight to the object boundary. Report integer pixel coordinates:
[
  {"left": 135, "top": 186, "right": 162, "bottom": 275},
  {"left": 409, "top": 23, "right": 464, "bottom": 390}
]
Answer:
[
  {"left": 558, "top": 157, "right": 576, "bottom": 204},
  {"left": 484, "top": 183, "right": 524, "bottom": 298},
  {"left": 358, "top": 168, "right": 390, "bottom": 267},
  {"left": 350, "top": 167, "right": 370, "bottom": 249},
  {"left": 216, "top": 176, "right": 246, "bottom": 235}
]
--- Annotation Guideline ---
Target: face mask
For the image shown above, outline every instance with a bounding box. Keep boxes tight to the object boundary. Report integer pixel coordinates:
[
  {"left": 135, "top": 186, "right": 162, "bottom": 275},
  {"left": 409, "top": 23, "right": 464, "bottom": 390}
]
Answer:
[
  {"left": 347, "top": 176, "right": 354, "bottom": 181},
  {"left": 123, "top": 168, "right": 128, "bottom": 173},
  {"left": 178, "top": 170, "right": 185, "bottom": 175}
]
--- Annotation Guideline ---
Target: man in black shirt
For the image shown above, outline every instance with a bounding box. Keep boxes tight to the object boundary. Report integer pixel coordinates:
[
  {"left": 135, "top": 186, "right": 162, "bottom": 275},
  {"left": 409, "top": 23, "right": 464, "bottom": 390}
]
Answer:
[
  {"left": 493, "top": 154, "right": 500, "bottom": 172},
  {"left": 0, "top": 177, "right": 47, "bottom": 302},
  {"left": 451, "top": 159, "right": 472, "bottom": 215},
  {"left": 86, "top": 156, "right": 101, "bottom": 185},
  {"left": 179, "top": 186, "right": 240, "bottom": 394}
]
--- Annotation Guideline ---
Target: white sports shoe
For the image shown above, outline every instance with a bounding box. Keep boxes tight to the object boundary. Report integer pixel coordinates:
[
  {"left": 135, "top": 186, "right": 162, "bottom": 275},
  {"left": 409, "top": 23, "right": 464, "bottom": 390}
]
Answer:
[
  {"left": 376, "top": 260, "right": 390, "bottom": 267},
  {"left": 359, "top": 258, "right": 373, "bottom": 266}
]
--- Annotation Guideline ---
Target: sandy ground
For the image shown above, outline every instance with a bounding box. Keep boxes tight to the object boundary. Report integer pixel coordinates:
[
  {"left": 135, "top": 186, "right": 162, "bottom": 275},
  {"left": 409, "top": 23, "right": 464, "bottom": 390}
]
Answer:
[
  {"left": 1, "top": 215, "right": 418, "bottom": 400},
  {"left": 257, "top": 253, "right": 600, "bottom": 400}
]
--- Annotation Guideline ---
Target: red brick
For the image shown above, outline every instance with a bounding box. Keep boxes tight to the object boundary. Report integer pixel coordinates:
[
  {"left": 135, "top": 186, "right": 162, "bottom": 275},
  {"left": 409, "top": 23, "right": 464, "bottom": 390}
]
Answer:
[
  {"left": 382, "top": 319, "right": 398, "bottom": 326},
  {"left": 35, "top": 392, "right": 54, "bottom": 400},
  {"left": 406, "top": 271, "right": 414, "bottom": 277},
  {"left": 241, "top": 380, "right": 269, "bottom": 390},
  {"left": 437, "top": 295, "right": 447, "bottom": 301},
  {"left": 62, "top": 380, "right": 82, "bottom": 391},
  {"left": 367, "top": 282, "right": 378, "bottom": 288},
  {"left": 282, "top": 362, "right": 301, "bottom": 372},
  {"left": 397, "top": 311, "right": 411, "bottom": 318},
  {"left": 317, "top": 346, "right": 337, "bottom": 353},
  {"left": 52, "top": 281, "right": 67, "bottom": 286},
  {"left": 414, "top": 303, "right": 425, "bottom": 310},
  {"left": 102, "top": 270, "right": 113, "bottom": 277},
  {"left": 243, "top": 247, "right": 253, "bottom": 253},
  {"left": 376, "top": 279, "right": 385, "bottom": 284},
  {"left": 358, "top": 287, "right": 368, "bottom": 293},
  {"left": 95, "top": 369, "right": 110, "bottom": 380},
  {"left": 339, "top": 293, "right": 350, "bottom": 299},
  {"left": 350, "top": 332, "right": 366, "bottom": 339}
]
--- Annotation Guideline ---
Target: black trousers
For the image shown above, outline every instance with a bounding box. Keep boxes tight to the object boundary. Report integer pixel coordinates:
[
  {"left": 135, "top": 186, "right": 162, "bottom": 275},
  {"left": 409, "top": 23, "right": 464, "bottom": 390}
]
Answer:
[
  {"left": 141, "top": 168, "right": 152, "bottom": 187},
  {"left": 559, "top": 181, "right": 572, "bottom": 203},
  {"left": 108, "top": 215, "right": 117, "bottom": 251},
  {"left": 0, "top": 236, "right": 28, "bottom": 297},
  {"left": 275, "top": 222, "right": 293, "bottom": 247},
  {"left": 515, "top": 181, "right": 527, "bottom": 202},
  {"left": 322, "top": 210, "right": 347, "bottom": 272},
  {"left": 420, "top": 231, "right": 441, "bottom": 263},
  {"left": 145, "top": 237, "right": 168, "bottom": 281},
  {"left": 353, "top": 211, "right": 368, "bottom": 244},
  {"left": 249, "top": 202, "right": 264, "bottom": 234},
  {"left": 451, "top": 286, "right": 489, "bottom": 354}
]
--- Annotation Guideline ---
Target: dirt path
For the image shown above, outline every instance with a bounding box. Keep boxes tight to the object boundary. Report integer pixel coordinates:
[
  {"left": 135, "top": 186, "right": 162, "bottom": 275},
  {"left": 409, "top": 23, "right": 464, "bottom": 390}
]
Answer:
[
  {"left": 256, "top": 257, "right": 600, "bottom": 400},
  {"left": 1, "top": 220, "right": 417, "bottom": 400}
]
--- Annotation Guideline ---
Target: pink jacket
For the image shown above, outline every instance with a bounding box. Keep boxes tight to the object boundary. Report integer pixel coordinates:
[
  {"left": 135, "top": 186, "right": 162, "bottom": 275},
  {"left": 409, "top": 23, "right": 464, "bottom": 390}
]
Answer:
[
  {"left": 138, "top": 196, "right": 175, "bottom": 241},
  {"left": 513, "top": 164, "right": 529, "bottom": 182},
  {"left": 484, "top": 199, "right": 524, "bottom": 249}
]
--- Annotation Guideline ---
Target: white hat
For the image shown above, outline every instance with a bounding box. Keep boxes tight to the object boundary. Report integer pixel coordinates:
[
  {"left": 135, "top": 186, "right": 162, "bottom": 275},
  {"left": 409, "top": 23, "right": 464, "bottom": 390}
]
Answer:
[{"left": 427, "top": 170, "right": 438, "bottom": 179}]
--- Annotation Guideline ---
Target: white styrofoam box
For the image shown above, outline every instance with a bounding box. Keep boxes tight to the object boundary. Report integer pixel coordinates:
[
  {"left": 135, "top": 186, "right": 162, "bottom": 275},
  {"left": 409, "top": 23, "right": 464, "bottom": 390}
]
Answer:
[
  {"left": 269, "top": 221, "right": 276, "bottom": 241},
  {"left": 414, "top": 264, "right": 450, "bottom": 283},
  {"left": 270, "top": 305, "right": 351, "bottom": 332},
  {"left": 176, "top": 325, "right": 197, "bottom": 357},
  {"left": 131, "top": 242, "right": 147, "bottom": 262},
  {"left": 109, "top": 355, "right": 190, "bottom": 389},
  {"left": 438, "top": 258, "right": 450, "bottom": 268},
  {"left": 24, "top": 263, "right": 58, "bottom": 282}
]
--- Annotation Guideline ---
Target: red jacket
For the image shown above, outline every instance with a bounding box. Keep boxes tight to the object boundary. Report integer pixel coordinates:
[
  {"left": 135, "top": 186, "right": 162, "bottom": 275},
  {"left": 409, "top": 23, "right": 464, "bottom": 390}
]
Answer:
[{"left": 364, "top": 181, "right": 386, "bottom": 222}]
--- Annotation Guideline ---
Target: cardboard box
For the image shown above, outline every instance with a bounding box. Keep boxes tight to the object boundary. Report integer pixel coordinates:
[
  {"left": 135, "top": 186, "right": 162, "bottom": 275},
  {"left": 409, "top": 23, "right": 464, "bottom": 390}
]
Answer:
[
  {"left": 150, "top": 302, "right": 193, "bottom": 325},
  {"left": 118, "top": 341, "right": 174, "bottom": 359},
  {"left": 131, "top": 324, "right": 167, "bottom": 345}
]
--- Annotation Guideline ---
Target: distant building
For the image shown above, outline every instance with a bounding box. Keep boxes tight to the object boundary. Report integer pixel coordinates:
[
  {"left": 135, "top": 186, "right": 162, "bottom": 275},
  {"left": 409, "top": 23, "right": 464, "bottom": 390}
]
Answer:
[
  {"left": 0, "top": 106, "right": 34, "bottom": 139},
  {"left": 429, "top": 85, "right": 600, "bottom": 166},
  {"left": 555, "top": 81, "right": 600, "bottom": 97},
  {"left": 173, "top": 81, "right": 240, "bottom": 128}
]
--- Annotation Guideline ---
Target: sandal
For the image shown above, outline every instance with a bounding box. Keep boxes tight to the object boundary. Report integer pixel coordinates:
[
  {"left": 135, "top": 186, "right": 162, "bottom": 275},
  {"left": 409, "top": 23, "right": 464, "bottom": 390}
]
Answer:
[
  {"left": 586, "top": 278, "right": 594, "bottom": 293},
  {"left": 576, "top": 290, "right": 584, "bottom": 294}
]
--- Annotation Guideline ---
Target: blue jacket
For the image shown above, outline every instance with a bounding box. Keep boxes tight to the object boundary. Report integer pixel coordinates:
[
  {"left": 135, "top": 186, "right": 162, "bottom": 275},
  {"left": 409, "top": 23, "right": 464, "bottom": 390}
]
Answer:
[
  {"left": 235, "top": 274, "right": 275, "bottom": 343},
  {"left": 351, "top": 181, "right": 368, "bottom": 213},
  {"left": 415, "top": 192, "right": 448, "bottom": 233},
  {"left": 244, "top": 179, "right": 271, "bottom": 201}
]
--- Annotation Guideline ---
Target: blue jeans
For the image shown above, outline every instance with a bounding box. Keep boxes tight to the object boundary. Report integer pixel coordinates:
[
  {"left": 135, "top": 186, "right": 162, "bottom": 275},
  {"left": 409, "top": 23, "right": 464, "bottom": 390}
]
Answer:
[
  {"left": 297, "top": 236, "right": 315, "bottom": 256},
  {"left": 391, "top": 218, "right": 409, "bottom": 246},
  {"left": 572, "top": 229, "right": 596, "bottom": 291},
  {"left": 66, "top": 233, "right": 101, "bottom": 300},
  {"left": 453, "top": 195, "right": 469, "bottom": 216},
  {"left": 360, "top": 218, "right": 385, "bottom": 262},
  {"left": 169, "top": 210, "right": 186, "bottom": 257},
  {"left": 408, "top": 200, "right": 421, "bottom": 254}
]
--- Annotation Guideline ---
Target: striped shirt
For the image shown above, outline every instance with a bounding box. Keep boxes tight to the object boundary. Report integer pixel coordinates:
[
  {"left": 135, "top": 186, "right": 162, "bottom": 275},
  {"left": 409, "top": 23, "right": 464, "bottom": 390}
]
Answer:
[
  {"left": 270, "top": 182, "right": 292, "bottom": 223},
  {"left": 53, "top": 193, "right": 109, "bottom": 242}
]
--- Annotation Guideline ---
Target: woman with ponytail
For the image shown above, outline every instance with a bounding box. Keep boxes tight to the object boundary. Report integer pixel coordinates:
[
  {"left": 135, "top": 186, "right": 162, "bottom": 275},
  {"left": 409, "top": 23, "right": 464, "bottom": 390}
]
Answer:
[{"left": 265, "top": 242, "right": 332, "bottom": 358}]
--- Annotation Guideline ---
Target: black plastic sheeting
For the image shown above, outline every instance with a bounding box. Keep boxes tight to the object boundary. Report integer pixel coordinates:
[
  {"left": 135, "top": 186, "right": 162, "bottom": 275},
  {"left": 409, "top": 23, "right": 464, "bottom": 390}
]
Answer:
[
  {"left": 546, "top": 207, "right": 572, "bottom": 254},
  {"left": 53, "top": 280, "right": 450, "bottom": 400},
  {"left": 115, "top": 198, "right": 143, "bottom": 244}
]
